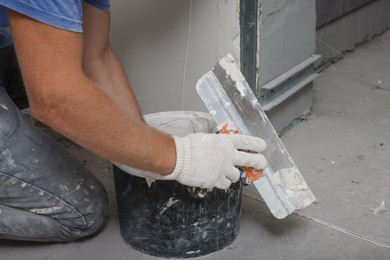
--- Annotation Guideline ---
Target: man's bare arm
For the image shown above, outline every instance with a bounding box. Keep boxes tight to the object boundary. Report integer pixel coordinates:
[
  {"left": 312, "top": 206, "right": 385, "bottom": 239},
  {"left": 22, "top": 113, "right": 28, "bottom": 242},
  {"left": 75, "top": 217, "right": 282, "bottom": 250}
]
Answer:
[
  {"left": 81, "top": 3, "right": 144, "bottom": 122},
  {"left": 8, "top": 10, "right": 176, "bottom": 174}
]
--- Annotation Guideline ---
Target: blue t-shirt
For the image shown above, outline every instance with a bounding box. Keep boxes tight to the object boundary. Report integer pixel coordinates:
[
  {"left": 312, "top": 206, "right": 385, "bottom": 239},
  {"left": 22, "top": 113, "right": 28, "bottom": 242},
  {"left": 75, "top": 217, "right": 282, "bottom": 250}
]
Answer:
[
  {"left": 0, "top": 6, "right": 11, "bottom": 48},
  {"left": 0, "top": 0, "right": 110, "bottom": 48}
]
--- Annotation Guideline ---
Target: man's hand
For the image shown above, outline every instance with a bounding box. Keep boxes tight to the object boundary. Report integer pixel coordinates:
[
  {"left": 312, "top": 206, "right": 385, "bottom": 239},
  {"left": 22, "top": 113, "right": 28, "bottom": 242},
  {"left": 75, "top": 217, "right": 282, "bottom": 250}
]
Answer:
[{"left": 116, "top": 133, "right": 267, "bottom": 190}]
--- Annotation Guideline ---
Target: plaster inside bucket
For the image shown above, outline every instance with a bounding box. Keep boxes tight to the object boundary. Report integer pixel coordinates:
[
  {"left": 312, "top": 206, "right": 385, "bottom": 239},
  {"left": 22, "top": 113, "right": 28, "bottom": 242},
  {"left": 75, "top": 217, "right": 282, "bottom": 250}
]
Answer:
[
  {"left": 114, "top": 111, "right": 217, "bottom": 180},
  {"left": 145, "top": 111, "right": 217, "bottom": 137},
  {"left": 112, "top": 111, "right": 243, "bottom": 258}
]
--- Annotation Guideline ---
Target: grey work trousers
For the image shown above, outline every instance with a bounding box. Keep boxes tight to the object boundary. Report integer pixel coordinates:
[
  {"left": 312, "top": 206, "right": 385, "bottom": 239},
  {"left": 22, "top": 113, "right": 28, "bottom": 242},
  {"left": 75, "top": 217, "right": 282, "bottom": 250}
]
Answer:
[{"left": 0, "top": 45, "right": 108, "bottom": 242}]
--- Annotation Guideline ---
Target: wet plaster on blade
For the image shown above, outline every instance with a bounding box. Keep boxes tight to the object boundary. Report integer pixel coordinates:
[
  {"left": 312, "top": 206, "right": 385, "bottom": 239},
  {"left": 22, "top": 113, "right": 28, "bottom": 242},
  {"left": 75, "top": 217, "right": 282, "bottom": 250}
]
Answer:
[
  {"left": 271, "top": 168, "right": 314, "bottom": 209},
  {"left": 218, "top": 55, "right": 268, "bottom": 124},
  {"left": 219, "top": 54, "right": 246, "bottom": 97},
  {"left": 206, "top": 55, "right": 316, "bottom": 218}
]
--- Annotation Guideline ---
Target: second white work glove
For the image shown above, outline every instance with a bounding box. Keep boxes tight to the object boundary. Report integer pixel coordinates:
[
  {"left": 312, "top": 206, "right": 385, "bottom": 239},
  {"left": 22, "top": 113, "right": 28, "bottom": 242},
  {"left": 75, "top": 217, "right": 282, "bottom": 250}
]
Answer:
[
  {"left": 116, "top": 133, "right": 267, "bottom": 190},
  {"left": 166, "top": 133, "right": 267, "bottom": 190}
]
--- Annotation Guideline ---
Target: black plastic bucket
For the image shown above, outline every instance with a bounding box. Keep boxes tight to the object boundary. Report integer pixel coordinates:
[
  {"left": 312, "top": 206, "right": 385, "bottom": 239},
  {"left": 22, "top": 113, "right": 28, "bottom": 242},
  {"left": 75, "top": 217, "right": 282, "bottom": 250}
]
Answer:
[{"left": 113, "top": 112, "right": 243, "bottom": 258}]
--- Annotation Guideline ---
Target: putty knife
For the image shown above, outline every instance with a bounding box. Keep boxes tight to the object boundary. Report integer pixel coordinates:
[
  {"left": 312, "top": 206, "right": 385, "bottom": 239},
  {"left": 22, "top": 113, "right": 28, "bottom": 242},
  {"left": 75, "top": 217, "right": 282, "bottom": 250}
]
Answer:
[{"left": 196, "top": 54, "right": 316, "bottom": 219}]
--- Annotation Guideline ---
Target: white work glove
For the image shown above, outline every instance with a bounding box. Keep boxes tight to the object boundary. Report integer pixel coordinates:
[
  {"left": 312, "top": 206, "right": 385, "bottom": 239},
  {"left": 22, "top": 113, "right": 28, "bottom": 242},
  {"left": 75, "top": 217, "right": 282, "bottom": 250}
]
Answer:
[{"left": 115, "top": 133, "right": 267, "bottom": 190}]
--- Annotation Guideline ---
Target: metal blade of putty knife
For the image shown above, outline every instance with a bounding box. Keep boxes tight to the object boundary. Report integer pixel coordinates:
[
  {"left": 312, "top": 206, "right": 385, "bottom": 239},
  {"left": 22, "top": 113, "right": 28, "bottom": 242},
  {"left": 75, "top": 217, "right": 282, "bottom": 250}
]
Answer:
[{"left": 196, "top": 54, "right": 316, "bottom": 219}]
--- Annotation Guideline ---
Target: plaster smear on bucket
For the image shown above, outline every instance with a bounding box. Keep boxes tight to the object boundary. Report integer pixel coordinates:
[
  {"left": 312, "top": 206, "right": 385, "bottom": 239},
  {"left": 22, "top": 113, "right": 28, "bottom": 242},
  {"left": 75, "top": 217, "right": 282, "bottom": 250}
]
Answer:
[
  {"left": 159, "top": 197, "right": 180, "bottom": 216},
  {"left": 271, "top": 168, "right": 313, "bottom": 209}
]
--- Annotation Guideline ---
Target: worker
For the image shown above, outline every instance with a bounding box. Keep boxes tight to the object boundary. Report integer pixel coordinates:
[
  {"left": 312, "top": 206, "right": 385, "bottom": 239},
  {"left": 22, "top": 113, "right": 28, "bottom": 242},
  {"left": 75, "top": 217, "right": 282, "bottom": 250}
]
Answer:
[{"left": 0, "top": 1, "right": 267, "bottom": 242}]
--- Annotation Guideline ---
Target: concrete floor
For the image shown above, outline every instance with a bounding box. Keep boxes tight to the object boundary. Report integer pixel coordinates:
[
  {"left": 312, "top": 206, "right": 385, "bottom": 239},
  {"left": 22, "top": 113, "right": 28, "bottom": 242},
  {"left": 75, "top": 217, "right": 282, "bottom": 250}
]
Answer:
[{"left": 2, "top": 30, "right": 390, "bottom": 259}]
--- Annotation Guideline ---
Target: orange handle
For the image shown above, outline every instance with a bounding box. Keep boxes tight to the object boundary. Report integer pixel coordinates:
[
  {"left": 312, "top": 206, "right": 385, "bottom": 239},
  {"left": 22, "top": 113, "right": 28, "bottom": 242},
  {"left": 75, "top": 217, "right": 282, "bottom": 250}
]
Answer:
[
  {"left": 218, "top": 122, "right": 265, "bottom": 183},
  {"left": 242, "top": 167, "right": 264, "bottom": 182}
]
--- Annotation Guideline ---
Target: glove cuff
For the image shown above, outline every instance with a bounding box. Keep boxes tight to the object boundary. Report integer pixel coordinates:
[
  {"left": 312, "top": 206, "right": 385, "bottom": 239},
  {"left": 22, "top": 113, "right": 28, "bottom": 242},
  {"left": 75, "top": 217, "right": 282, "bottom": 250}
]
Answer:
[{"left": 169, "top": 135, "right": 191, "bottom": 181}]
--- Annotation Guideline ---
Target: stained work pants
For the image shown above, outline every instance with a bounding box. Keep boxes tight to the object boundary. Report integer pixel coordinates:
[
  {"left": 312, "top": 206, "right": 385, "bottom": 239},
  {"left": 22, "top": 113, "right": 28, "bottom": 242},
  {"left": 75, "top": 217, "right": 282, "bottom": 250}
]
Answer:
[{"left": 0, "top": 45, "right": 108, "bottom": 242}]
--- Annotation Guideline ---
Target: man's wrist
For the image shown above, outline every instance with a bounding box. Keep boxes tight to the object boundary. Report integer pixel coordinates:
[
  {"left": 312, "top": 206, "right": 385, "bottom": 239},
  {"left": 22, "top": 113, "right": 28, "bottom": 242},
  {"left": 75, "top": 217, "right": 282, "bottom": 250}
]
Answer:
[
  {"left": 167, "top": 135, "right": 192, "bottom": 182},
  {"left": 157, "top": 135, "right": 177, "bottom": 176}
]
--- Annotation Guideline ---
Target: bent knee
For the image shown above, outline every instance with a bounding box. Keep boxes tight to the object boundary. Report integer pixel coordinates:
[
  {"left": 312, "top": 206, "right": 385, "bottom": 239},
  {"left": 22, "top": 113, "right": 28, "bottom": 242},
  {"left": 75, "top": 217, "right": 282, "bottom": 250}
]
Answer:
[{"left": 57, "top": 191, "right": 108, "bottom": 241}]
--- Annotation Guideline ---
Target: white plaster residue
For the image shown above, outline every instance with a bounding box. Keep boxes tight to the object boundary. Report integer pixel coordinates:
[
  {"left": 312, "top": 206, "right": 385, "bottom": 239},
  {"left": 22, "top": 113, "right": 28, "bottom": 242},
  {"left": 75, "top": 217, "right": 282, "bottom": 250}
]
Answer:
[
  {"left": 220, "top": 54, "right": 247, "bottom": 97},
  {"left": 370, "top": 201, "right": 387, "bottom": 216},
  {"left": 2, "top": 149, "right": 17, "bottom": 169},
  {"left": 186, "top": 250, "right": 201, "bottom": 255},
  {"left": 29, "top": 206, "right": 62, "bottom": 214},
  {"left": 189, "top": 187, "right": 212, "bottom": 198},
  {"left": 272, "top": 168, "right": 314, "bottom": 209},
  {"left": 145, "top": 176, "right": 154, "bottom": 187},
  {"left": 0, "top": 104, "right": 8, "bottom": 110},
  {"left": 250, "top": 96, "right": 259, "bottom": 107},
  {"left": 146, "top": 112, "right": 214, "bottom": 137},
  {"left": 159, "top": 197, "right": 180, "bottom": 215},
  {"left": 71, "top": 198, "right": 79, "bottom": 205}
]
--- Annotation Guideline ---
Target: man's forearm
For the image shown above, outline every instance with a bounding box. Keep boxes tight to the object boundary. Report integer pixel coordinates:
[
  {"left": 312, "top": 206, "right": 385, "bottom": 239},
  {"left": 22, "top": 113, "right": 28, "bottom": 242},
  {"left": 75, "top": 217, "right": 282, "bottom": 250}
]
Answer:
[
  {"left": 81, "top": 4, "right": 144, "bottom": 122},
  {"left": 82, "top": 45, "right": 145, "bottom": 122},
  {"left": 9, "top": 10, "right": 176, "bottom": 175},
  {"left": 39, "top": 74, "right": 175, "bottom": 175}
]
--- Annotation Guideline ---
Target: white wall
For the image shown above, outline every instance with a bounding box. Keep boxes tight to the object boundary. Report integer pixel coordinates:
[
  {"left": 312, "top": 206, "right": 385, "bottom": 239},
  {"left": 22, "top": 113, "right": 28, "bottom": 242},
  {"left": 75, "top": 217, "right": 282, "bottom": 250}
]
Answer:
[{"left": 110, "top": 0, "right": 239, "bottom": 115}]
